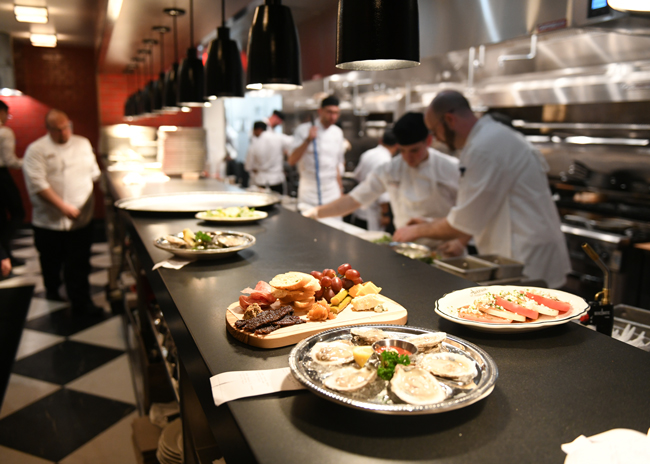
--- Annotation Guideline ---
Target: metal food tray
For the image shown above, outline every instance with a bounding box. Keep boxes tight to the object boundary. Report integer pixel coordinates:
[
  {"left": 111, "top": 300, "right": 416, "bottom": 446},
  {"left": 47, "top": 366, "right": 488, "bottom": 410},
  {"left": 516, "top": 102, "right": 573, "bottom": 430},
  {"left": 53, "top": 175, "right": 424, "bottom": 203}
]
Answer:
[
  {"left": 613, "top": 304, "right": 650, "bottom": 351},
  {"left": 114, "top": 191, "right": 280, "bottom": 213},
  {"left": 433, "top": 256, "right": 498, "bottom": 282},
  {"left": 473, "top": 254, "right": 524, "bottom": 279},
  {"left": 289, "top": 324, "right": 498, "bottom": 415}
]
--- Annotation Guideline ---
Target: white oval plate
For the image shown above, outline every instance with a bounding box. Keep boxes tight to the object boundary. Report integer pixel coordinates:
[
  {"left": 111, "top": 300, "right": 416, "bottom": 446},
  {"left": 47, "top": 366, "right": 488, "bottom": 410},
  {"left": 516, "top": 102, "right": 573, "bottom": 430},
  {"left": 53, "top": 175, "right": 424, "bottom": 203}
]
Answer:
[
  {"left": 153, "top": 230, "right": 255, "bottom": 260},
  {"left": 195, "top": 210, "right": 268, "bottom": 223},
  {"left": 435, "top": 286, "right": 589, "bottom": 333}
]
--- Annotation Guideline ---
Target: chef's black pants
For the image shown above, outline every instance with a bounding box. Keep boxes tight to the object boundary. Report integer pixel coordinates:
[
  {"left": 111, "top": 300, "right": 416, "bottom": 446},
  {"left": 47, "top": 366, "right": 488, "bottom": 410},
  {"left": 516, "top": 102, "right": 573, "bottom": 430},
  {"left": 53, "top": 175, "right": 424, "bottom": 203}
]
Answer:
[
  {"left": 0, "top": 167, "right": 25, "bottom": 258},
  {"left": 33, "top": 222, "right": 94, "bottom": 310}
]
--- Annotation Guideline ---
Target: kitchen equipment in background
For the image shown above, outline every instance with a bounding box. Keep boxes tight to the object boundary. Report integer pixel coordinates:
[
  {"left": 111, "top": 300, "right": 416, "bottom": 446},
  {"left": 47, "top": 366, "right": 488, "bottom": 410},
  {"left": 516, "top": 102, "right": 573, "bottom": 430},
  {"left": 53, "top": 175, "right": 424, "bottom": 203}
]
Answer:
[
  {"left": 433, "top": 256, "right": 499, "bottom": 282},
  {"left": 474, "top": 254, "right": 525, "bottom": 280},
  {"left": 612, "top": 304, "right": 650, "bottom": 351},
  {"left": 580, "top": 243, "right": 614, "bottom": 335},
  {"left": 158, "top": 127, "right": 206, "bottom": 175}
]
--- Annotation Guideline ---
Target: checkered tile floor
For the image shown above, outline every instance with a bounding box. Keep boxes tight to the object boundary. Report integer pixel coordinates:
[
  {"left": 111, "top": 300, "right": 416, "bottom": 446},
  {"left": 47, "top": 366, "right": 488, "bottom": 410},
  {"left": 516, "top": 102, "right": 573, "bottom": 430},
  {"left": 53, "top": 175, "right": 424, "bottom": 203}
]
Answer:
[{"left": 0, "top": 228, "right": 138, "bottom": 464}]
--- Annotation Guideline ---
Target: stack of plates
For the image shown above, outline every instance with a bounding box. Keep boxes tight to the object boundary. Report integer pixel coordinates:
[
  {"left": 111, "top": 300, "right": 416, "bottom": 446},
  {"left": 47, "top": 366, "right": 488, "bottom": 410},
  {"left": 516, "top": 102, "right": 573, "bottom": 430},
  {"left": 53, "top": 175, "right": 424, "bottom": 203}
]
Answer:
[
  {"left": 158, "top": 128, "right": 207, "bottom": 175},
  {"left": 156, "top": 418, "right": 183, "bottom": 464}
]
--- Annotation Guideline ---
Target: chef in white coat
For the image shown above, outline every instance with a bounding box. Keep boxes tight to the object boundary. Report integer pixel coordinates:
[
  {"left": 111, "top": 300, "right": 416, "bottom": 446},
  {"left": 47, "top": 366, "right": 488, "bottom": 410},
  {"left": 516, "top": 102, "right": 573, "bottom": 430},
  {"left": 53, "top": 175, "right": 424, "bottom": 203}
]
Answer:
[
  {"left": 289, "top": 96, "right": 345, "bottom": 213},
  {"left": 245, "top": 121, "right": 292, "bottom": 195},
  {"left": 304, "top": 112, "right": 468, "bottom": 257},
  {"left": 394, "top": 90, "right": 571, "bottom": 288},
  {"left": 351, "top": 131, "right": 398, "bottom": 231}
]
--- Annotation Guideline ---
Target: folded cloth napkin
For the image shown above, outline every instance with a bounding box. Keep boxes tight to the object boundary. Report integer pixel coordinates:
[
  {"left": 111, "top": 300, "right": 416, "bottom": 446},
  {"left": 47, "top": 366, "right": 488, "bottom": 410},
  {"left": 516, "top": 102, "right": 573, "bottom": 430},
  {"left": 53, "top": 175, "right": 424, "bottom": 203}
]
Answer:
[
  {"left": 210, "top": 367, "right": 305, "bottom": 407},
  {"left": 152, "top": 257, "right": 195, "bottom": 271},
  {"left": 562, "top": 428, "right": 650, "bottom": 464}
]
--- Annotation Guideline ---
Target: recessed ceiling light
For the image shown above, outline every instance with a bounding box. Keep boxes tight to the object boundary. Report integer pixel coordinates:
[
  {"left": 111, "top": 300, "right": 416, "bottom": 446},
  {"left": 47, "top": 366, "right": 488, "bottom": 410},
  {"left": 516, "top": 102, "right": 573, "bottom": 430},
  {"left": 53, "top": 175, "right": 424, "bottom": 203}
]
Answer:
[
  {"left": 30, "top": 34, "right": 57, "bottom": 48},
  {"left": 14, "top": 5, "right": 48, "bottom": 24}
]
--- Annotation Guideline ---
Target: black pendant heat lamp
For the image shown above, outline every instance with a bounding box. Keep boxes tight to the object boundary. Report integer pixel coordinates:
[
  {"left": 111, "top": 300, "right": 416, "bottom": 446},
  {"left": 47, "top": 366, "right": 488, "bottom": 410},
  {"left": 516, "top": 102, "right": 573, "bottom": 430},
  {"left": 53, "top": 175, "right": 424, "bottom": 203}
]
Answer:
[
  {"left": 143, "top": 38, "right": 158, "bottom": 116},
  {"left": 123, "top": 67, "right": 137, "bottom": 120},
  {"left": 163, "top": 7, "right": 185, "bottom": 110},
  {"left": 246, "top": 0, "right": 302, "bottom": 90},
  {"left": 336, "top": 0, "right": 420, "bottom": 71},
  {"left": 137, "top": 50, "right": 153, "bottom": 116},
  {"left": 205, "top": 0, "right": 244, "bottom": 99},
  {"left": 152, "top": 26, "right": 170, "bottom": 113},
  {"left": 132, "top": 57, "right": 145, "bottom": 117},
  {"left": 177, "top": 0, "right": 205, "bottom": 106}
]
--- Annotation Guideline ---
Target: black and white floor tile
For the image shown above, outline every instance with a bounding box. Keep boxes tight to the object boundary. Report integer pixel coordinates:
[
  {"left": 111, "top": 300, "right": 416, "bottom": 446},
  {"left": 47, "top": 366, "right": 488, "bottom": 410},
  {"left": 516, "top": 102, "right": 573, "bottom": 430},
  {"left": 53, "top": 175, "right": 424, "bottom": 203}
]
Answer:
[{"left": 0, "top": 228, "right": 139, "bottom": 464}]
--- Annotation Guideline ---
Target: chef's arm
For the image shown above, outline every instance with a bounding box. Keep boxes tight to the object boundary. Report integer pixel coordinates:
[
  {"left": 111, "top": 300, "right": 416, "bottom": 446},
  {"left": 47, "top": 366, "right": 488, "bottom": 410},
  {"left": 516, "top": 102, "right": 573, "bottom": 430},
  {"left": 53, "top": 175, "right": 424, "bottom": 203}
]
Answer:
[
  {"left": 288, "top": 126, "right": 317, "bottom": 166},
  {"left": 37, "top": 187, "right": 80, "bottom": 219},
  {"left": 393, "top": 217, "right": 469, "bottom": 243},
  {"left": 303, "top": 195, "right": 361, "bottom": 219}
]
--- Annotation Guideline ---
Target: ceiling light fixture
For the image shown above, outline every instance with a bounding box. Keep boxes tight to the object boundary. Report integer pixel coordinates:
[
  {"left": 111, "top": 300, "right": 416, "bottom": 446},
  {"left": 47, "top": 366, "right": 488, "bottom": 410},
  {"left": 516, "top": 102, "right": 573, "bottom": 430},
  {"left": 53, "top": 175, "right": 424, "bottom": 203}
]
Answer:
[
  {"left": 14, "top": 5, "right": 48, "bottom": 23},
  {"left": 205, "top": 0, "right": 244, "bottom": 99},
  {"left": 607, "top": 0, "right": 650, "bottom": 12},
  {"left": 138, "top": 47, "right": 154, "bottom": 116},
  {"left": 177, "top": 0, "right": 205, "bottom": 106},
  {"left": 152, "top": 26, "right": 170, "bottom": 113},
  {"left": 131, "top": 56, "right": 145, "bottom": 117},
  {"left": 336, "top": 0, "right": 420, "bottom": 71},
  {"left": 162, "top": 8, "right": 185, "bottom": 111},
  {"left": 30, "top": 33, "right": 57, "bottom": 48},
  {"left": 246, "top": 0, "right": 302, "bottom": 90}
]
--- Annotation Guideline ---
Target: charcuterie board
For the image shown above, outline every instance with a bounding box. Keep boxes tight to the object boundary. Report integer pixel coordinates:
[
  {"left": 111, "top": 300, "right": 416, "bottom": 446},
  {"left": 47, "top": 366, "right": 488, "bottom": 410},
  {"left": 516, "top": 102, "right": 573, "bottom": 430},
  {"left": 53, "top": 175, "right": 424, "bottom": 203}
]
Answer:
[{"left": 225, "top": 295, "right": 408, "bottom": 349}]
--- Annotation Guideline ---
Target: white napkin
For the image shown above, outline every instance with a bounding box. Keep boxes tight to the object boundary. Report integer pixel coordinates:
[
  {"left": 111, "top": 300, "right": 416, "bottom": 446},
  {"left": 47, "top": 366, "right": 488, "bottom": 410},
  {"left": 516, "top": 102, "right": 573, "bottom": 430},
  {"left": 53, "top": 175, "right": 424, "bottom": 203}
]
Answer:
[
  {"left": 562, "top": 428, "right": 650, "bottom": 464},
  {"left": 210, "top": 367, "right": 305, "bottom": 407},
  {"left": 152, "top": 257, "right": 195, "bottom": 270}
]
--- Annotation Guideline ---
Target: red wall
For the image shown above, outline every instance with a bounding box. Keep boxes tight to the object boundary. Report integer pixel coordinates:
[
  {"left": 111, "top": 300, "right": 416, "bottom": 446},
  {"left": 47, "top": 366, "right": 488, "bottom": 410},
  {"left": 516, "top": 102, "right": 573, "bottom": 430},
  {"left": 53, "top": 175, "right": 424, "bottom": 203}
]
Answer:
[
  {"left": 298, "top": 7, "right": 344, "bottom": 81},
  {"left": 98, "top": 73, "right": 202, "bottom": 127}
]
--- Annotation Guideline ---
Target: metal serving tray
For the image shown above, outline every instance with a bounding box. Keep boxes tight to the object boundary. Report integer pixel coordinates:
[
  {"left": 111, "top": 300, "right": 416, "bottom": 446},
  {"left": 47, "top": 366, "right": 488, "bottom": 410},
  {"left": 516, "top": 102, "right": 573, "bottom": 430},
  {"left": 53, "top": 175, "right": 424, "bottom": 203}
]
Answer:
[
  {"left": 433, "top": 256, "right": 498, "bottom": 282},
  {"left": 289, "top": 324, "right": 498, "bottom": 415},
  {"left": 474, "top": 254, "right": 524, "bottom": 280},
  {"left": 114, "top": 191, "right": 280, "bottom": 213}
]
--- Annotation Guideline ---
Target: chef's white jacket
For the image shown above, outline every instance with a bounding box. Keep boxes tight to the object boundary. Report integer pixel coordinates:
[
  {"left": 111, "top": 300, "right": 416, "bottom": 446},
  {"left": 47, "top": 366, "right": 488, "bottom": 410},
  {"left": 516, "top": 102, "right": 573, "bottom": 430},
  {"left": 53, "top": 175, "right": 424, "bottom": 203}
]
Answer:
[
  {"left": 292, "top": 119, "right": 345, "bottom": 209},
  {"left": 245, "top": 131, "right": 292, "bottom": 188},
  {"left": 447, "top": 116, "right": 571, "bottom": 288},
  {"left": 350, "top": 148, "right": 460, "bottom": 231},
  {"left": 23, "top": 134, "right": 100, "bottom": 231},
  {"left": 0, "top": 124, "right": 21, "bottom": 169},
  {"left": 352, "top": 145, "right": 392, "bottom": 230}
]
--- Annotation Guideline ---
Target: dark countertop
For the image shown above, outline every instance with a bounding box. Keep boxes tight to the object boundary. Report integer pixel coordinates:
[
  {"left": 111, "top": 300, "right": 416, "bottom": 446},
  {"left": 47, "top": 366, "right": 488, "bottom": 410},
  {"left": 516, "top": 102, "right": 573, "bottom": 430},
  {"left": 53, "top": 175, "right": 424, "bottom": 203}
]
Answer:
[{"left": 110, "top": 173, "right": 650, "bottom": 464}]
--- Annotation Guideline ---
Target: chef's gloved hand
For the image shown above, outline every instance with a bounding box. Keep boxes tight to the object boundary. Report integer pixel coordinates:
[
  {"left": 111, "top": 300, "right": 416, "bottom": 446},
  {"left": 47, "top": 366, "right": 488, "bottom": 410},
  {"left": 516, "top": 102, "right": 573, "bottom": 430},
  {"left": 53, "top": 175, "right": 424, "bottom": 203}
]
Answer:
[
  {"left": 302, "top": 206, "right": 320, "bottom": 219},
  {"left": 437, "top": 239, "right": 466, "bottom": 258}
]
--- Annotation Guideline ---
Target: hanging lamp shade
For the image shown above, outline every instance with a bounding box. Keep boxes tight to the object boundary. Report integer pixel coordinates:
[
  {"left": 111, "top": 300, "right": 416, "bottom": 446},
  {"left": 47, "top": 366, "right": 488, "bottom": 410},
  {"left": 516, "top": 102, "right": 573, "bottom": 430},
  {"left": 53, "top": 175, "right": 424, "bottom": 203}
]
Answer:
[
  {"left": 152, "top": 26, "right": 170, "bottom": 113},
  {"left": 205, "top": 29, "right": 244, "bottom": 98},
  {"left": 246, "top": 0, "right": 301, "bottom": 90},
  {"left": 163, "top": 62, "right": 180, "bottom": 109},
  {"left": 177, "top": 47, "right": 205, "bottom": 106},
  {"left": 336, "top": 0, "right": 420, "bottom": 71},
  {"left": 139, "top": 86, "right": 153, "bottom": 115}
]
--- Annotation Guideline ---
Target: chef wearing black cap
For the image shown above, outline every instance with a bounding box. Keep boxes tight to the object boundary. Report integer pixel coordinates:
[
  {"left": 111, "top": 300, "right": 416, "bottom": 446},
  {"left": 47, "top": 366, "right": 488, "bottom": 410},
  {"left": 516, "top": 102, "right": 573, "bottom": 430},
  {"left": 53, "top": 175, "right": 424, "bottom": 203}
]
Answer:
[{"left": 304, "top": 112, "right": 468, "bottom": 256}]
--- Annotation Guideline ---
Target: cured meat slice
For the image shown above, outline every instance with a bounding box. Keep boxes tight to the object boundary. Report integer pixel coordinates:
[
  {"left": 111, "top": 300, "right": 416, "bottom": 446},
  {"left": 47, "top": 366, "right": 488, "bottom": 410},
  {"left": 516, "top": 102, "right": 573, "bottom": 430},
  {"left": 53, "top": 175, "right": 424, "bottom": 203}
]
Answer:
[
  {"left": 237, "top": 305, "right": 294, "bottom": 331},
  {"left": 239, "top": 281, "right": 277, "bottom": 310},
  {"left": 273, "top": 315, "right": 305, "bottom": 327}
]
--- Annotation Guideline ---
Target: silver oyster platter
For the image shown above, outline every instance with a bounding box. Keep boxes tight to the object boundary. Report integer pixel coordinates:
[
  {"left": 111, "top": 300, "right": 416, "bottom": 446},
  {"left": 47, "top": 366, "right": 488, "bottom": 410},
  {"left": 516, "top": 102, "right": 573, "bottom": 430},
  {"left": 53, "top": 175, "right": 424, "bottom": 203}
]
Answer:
[
  {"left": 288, "top": 324, "right": 498, "bottom": 415},
  {"left": 154, "top": 230, "right": 255, "bottom": 259}
]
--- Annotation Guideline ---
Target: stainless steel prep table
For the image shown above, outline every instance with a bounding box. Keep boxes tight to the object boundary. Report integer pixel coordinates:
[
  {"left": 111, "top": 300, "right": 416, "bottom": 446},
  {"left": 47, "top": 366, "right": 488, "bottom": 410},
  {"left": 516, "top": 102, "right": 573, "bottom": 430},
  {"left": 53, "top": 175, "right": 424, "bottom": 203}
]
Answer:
[{"left": 106, "top": 172, "right": 650, "bottom": 464}]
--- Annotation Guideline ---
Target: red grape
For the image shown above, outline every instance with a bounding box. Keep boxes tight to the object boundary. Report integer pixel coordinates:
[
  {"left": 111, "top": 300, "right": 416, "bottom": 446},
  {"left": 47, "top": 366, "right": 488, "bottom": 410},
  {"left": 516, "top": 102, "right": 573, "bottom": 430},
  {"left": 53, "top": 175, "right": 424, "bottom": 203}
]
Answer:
[
  {"left": 342, "top": 278, "right": 354, "bottom": 290},
  {"left": 345, "top": 269, "right": 360, "bottom": 280},
  {"left": 320, "top": 276, "right": 332, "bottom": 288},
  {"left": 353, "top": 277, "right": 364, "bottom": 285},
  {"left": 323, "top": 268, "right": 336, "bottom": 278},
  {"left": 311, "top": 270, "right": 322, "bottom": 280},
  {"left": 323, "top": 288, "right": 336, "bottom": 303},
  {"left": 337, "top": 263, "right": 351, "bottom": 275},
  {"left": 331, "top": 277, "right": 342, "bottom": 293},
  {"left": 314, "top": 289, "right": 323, "bottom": 299}
]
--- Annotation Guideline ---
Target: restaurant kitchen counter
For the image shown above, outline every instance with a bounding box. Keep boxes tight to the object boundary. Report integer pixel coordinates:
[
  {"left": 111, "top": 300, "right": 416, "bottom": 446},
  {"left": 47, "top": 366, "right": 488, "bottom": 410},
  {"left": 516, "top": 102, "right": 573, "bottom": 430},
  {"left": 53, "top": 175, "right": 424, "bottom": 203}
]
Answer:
[{"left": 105, "top": 171, "right": 650, "bottom": 464}]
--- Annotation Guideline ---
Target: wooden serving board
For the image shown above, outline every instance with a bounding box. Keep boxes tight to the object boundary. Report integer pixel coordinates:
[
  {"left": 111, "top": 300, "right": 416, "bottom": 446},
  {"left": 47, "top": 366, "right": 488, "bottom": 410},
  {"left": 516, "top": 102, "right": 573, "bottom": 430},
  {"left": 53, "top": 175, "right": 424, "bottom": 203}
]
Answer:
[{"left": 225, "top": 295, "right": 408, "bottom": 349}]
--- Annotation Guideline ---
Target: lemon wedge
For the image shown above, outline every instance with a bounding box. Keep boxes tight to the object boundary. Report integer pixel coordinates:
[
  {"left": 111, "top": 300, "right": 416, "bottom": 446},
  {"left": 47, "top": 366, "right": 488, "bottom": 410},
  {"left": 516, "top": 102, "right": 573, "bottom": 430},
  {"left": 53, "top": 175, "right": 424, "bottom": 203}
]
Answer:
[{"left": 353, "top": 346, "right": 375, "bottom": 368}]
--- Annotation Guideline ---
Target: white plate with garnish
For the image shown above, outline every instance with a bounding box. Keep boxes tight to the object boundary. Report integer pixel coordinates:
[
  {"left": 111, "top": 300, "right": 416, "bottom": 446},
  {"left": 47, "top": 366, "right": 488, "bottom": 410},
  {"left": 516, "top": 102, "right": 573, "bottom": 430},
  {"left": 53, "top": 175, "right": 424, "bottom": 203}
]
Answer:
[
  {"left": 154, "top": 230, "right": 255, "bottom": 259},
  {"left": 195, "top": 206, "right": 268, "bottom": 223},
  {"left": 435, "top": 286, "right": 589, "bottom": 333}
]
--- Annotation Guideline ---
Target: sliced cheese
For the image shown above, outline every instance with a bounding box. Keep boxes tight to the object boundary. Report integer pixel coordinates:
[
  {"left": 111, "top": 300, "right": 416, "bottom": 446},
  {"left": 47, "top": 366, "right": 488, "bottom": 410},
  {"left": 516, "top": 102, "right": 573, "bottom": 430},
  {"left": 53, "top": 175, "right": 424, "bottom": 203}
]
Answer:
[{"left": 351, "top": 294, "right": 384, "bottom": 311}]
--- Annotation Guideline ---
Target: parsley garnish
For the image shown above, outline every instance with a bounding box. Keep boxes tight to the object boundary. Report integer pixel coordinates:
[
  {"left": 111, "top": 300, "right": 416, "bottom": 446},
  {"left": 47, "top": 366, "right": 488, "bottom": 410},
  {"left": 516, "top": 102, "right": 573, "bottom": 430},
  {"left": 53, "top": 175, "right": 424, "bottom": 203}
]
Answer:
[{"left": 377, "top": 351, "right": 411, "bottom": 380}]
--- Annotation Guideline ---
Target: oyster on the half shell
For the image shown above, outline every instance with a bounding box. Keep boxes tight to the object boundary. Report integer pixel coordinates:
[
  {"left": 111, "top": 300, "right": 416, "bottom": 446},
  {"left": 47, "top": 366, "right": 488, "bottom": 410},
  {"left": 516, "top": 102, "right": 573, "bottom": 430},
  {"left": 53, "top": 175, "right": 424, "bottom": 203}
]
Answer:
[
  {"left": 323, "top": 366, "right": 377, "bottom": 392},
  {"left": 310, "top": 340, "right": 355, "bottom": 365},
  {"left": 408, "top": 332, "right": 446, "bottom": 353},
  {"left": 216, "top": 234, "right": 249, "bottom": 248},
  {"left": 350, "top": 328, "right": 389, "bottom": 345},
  {"left": 389, "top": 364, "right": 447, "bottom": 405},
  {"left": 419, "top": 352, "right": 477, "bottom": 381}
]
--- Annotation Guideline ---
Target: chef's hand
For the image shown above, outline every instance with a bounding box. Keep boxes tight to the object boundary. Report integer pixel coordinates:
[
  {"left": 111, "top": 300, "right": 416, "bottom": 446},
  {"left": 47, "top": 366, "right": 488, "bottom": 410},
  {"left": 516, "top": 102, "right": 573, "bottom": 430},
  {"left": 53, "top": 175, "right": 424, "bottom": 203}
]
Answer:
[
  {"left": 406, "top": 217, "right": 429, "bottom": 226},
  {"left": 60, "top": 203, "right": 81, "bottom": 219},
  {"left": 1, "top": 257, "right": 11, "bottom": 277},
  {"left": 437, "top": 239, "right": 466, "bottom": 258},
  {"left": 393, "top": 224, "right": 422, "bottom": 243},
  {"left": 302, "top": 206, "right": 320, "bottom": 219},
  {"left": 307, "top": 125, "right": 318, "bottom": 141}
]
